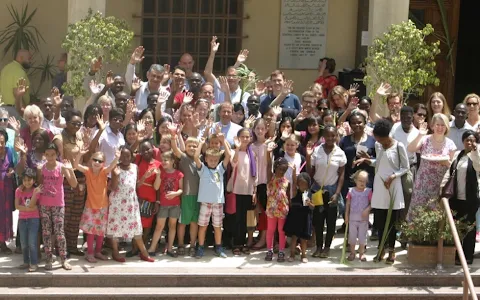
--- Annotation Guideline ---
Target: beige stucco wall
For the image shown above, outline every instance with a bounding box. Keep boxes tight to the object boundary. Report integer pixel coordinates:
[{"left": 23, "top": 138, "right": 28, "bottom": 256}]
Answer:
[
  {"left": 243, "top": 0, "right": 358, "bottom": 93},
  {"left": 0, "top": 0, "right": 358, "bottom": 102},
  {"left": 0, "top": 0, "right": 68, "bottom": 98}
]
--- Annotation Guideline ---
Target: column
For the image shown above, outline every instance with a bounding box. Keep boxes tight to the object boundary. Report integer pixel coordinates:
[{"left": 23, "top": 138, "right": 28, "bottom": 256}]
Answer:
[
  {"left": 67, "top": 0, "right": 106, "bottom": 108},
  {"left": 367, "top": 0, "right": 409, "bottom": 117}
]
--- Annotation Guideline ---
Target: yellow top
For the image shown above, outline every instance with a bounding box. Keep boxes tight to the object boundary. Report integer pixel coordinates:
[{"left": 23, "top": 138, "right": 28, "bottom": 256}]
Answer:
[{"left": 0, "top": 60, "right": 30, "bottom": 106}]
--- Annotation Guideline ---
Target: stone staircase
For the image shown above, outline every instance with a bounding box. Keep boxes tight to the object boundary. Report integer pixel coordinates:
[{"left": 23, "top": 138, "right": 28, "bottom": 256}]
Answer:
[{"left": 1, "top": 267, "right": 479, "bottom": 299}]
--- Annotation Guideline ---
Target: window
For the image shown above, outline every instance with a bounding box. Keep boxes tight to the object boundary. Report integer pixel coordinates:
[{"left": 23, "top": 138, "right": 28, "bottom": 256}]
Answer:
[{"left": 141, "top": 0, "right": 244, "bottom": 78}]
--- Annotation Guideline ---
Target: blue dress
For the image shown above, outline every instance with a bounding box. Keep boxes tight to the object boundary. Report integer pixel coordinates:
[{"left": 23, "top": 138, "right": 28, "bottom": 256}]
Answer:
[
  {"left": 284, "top": 189, "right": 313, "bottom": 240},
  {"left": 339, "top": 134, "right": 376, "bottom": 198}
]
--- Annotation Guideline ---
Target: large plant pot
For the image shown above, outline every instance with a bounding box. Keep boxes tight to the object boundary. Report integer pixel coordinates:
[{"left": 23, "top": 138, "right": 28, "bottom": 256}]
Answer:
[{"left": 407, "top": 244, "right": 456, "bottom": 266}]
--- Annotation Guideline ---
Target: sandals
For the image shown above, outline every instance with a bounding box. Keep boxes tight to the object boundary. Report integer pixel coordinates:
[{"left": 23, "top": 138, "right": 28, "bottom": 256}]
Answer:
[
  {"left": 166, "top": 250, "right": 178, "bottom": 258},
  {"left": 44, "top": 259, "right": 53, "bottom": 271},
  {"left": 359, "top": 255, "right": 367, "bottom": 262},
  {"left": 347, "top": 253, "right": 356, "bottom": 261},
  {"left": 61, "top": 259, "right": 72, "bottom": 270},
  {"left": 385, "top": 252, "right": 396, "bottom": 265},
  {"left": 319, "top": 248, "right": 330, "bottom": 258},
  {"left": 312, "top": 248, "right": 322, "bottom": 258},
  {"left": 288, "top": 256, "right": 295, "bottom": 262},
  {"left": 94, "top": 252, "right": 108, "bottom": 261},
  {"left": 232, "top": 248, "right": 241, "bottom": 256},
  {"left": 241, "top": 247, "right": 250, "bottom": 255},
  {"left": 85, "top": 255, "right": 97, "bottom": 263},
  {"left": 265, "top": 250, "right": 273, "bottom": 261},
  {"left": 28, "top": 264, "right": 38, "bottom": 272},
  {"left": 177, "top": 246, "right": 185, "bottom": 256},
  {"left": 189, "top": 246, "right": 196, "bottom": 257}
]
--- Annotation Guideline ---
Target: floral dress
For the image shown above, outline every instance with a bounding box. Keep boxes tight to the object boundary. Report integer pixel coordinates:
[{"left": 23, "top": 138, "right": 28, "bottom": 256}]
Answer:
[
  {"left": 407, "top": 136, "right": 456, "bottom": 219},
  {"left": 107, "top": 164, "right": 143, "bottom": 239},
  {"left": 266, "top": 177, "right": 289, "bottom": 219}
]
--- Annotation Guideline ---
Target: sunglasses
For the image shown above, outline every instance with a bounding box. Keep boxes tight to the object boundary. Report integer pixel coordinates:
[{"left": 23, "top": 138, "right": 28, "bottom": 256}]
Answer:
[
  {"left": 69, "top": 122, "right": 83, "bottom": 127},
  {"left": 0, "top": 118, "right": 8, "bottom": 122},
  {"left": 416, "top": 113, "right": 426, "bottom": 117},
  {"left": 92, "top": 158, "right": 104, "bottom": 164},
  {"left": 466, "top": 102, "right": 478, "bottom": 106}
]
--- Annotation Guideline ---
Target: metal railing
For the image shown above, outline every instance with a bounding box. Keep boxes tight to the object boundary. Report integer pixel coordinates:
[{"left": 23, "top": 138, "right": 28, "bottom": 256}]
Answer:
[{"left": 437, "top": 197, "right": 477, "bottom": 300}]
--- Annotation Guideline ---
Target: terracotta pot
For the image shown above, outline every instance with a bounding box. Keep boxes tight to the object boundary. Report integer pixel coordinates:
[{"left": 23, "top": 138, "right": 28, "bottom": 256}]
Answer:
[{"left": 407, "top": 244, "right": 456, "bottom": 266}]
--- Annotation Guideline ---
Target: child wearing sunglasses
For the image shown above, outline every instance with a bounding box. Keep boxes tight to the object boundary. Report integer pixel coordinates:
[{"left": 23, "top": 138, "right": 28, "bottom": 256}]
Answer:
[{"left": 74, "top": 149, "right": 120, "bottom": 263}]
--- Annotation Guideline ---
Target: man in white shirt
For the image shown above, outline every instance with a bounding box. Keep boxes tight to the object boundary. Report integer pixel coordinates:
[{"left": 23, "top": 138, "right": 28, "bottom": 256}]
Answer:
[
  {"left": 125, "top": 46, "right": 169, "bottom": 111},
  {"left": 390, "top": 106, "right": 419, "bottom": 167},
  {"left": 204, "top": 36, "right": 251, "bottom": 106},
  {"left": 213, "top": 102, "right": 242, "bottom": 147},
  {"left": 97, "top": 107, "right": 125, "bottom": 166},
  {"left": 39, "top": 97, "right": 65, "bottom": 135},
  {"left": 448, "top": 103, "right": 469, "bottom": 150}
]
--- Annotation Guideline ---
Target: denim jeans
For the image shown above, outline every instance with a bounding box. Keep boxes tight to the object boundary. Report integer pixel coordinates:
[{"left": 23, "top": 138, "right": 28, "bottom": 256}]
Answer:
[{"left": 19, "top": 218, "right": 40, "bottom": 265}]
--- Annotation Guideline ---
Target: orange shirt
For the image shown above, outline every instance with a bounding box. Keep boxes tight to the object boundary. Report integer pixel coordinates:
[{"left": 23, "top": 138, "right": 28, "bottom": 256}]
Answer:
[{"left": 85, "top": 168, "right": 109, "bottom": 209}]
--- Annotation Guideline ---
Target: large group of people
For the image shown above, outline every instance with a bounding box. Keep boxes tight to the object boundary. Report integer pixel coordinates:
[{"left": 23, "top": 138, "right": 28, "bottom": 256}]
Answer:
[{"left": 0, "top": 36, "right": 479, "bottom": 272}]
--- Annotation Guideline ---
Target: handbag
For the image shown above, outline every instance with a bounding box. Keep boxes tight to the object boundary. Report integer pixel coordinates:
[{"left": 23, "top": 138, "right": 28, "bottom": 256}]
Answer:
[
  {"left": 139, "top": 198, "right": 154, "bottom": 218},
  {"left": 441, "top": 163, "right": 457, "bottom": 199},
  {"left": 312, "top": 147, "right": 335, "bottom": 206},
  {"left": 396, "top": 143, "right": 413, "bottom": 196},
  {"left": 225, "top": 166, "right": 238, "bottom": 214}
]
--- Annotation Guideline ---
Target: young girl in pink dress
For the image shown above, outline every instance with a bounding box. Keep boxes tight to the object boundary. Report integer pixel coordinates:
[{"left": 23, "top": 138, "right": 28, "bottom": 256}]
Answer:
[{"left": 38, "top": 143, "right": 77, "bottom": 270}]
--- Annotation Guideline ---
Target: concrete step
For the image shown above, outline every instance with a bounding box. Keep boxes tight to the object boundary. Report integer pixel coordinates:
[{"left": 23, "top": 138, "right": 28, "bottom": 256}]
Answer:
[
  {"left": 0, "top": 286, "right": 478, "bottom": 299},
  {"left": 1, "top": 269, "right": 479, "bottom": 288}
]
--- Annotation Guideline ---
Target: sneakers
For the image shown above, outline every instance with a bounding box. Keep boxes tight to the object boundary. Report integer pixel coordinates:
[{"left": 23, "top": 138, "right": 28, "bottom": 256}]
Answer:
[
  {"left": 195, "top": 246, "right": 205, "bottom": 259},
  {"left": 476, "top": 232, "right": 480, "bottom": 243},
  {"left": 265, "top": 250, "right": 273, "bottom": 261},
  {"left": 277, "top": 251, "right": 285, "bottom": 262},
  {"left": 215, "top": 246, "right": 227, "bottom": 258}
]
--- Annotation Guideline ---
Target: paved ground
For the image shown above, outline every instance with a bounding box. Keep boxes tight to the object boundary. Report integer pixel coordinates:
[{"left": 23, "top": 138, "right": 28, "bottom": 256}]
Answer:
[{"left": 2, "top": 211, "right": 479, "bottom": 274}]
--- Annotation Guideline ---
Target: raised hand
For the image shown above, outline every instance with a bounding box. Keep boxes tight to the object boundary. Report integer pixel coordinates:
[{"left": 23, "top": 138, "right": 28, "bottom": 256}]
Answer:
[
  {"left": 162, "top": 64, "right": 171, "bottom": 84},
  {"left": 219, "top": 76, "right": 229, "bottom": 93},
  {"left": 236, "top": 49, "right": 249, "bottom": 64},
  {"left": 348, "top": 83, "right": 360, "bottom": 97},
  {"left": 167, "top": 123, "right": 178, "bottom": 136},
  {"left": 244, "top": 115, "right": 256, "bottom": 129},
  {"left": 8, "top": 117, "right": 21, "bottom": 133},
  {"left": 419, "top": 121, "right": 429, "bottom": 135},
  {"left": 210, "top": 36, "right": 220, "bottom": 53},
  {"left": 130, "top": 46, "right": 145, "bottom": 64},
  {"left": 281, "top": 80, "right": 293, "bottom": 96},
  {"left": 266, "top": 141, "right": 277, "bottom": 152},
  {"left": 217, "top": 132, "right": 225, "bottom": 143},
  {"left": 215, "top": 123, "right": 222, "bottom": 135},
  {"left": 51, "top": 87, "right": 62, "bottom": 107},
  {"left": 347, "top": 97, "right": 359, "bottom": 111},
  {"left": 33, "top": 184, "right": 44, "bottom": 196},
  {"left": 137, "top": 119, "right": 146, "bottom": 136},
  {"left": 89, "top": 80, "right": 101, "bottom": 94},
  {"left": 96, "top": 114, "right": 106, "bottom": 131},
  {"left": 15, "top": 140, "right": 27, "bottom": 154},
  {"left": 254, "top": 80, "right": 266, "bottom": 96},
  {"left": 296, "top": 109, "right": 309, "bottom": 122},
  {"left": 90, "top": 56, "right": 103, "bottom": 73},
  {"left": 319, "top": 59, "right": 327, "bottom": 71},
  {"left": 281, "top": 129, "right": 291, "bottom": 140},
  {"left": 14, "top": 78, "right": 28, "bottom": 99},
  {"left": 233, "top": 136, "right": 241, "bottom": 149},
  {"left": 376, "top": 82, "right": 391, "bottom": 96},
  {"left": 157, "top": 90, "right": 170, "bottom": 104},
  {"left": 192, "top": 112, "right": 200, "bottom": 127},
  {"left": 183, "top": 92, "right": 194, "bottom": 104},
  {"left": 272, "top": 106, "right": 282, "bottom": 117},
  {"left": 63, "top": 159, "right": 73, "bottom": 169},
  {"left": 105, "top": 70, "right": 114, "bottom": 87}
]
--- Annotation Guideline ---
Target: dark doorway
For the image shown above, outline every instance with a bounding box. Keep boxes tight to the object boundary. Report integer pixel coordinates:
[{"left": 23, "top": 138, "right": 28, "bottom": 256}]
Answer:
[{"left": 454, "top": 0, "right": 480, "bottom": 104}]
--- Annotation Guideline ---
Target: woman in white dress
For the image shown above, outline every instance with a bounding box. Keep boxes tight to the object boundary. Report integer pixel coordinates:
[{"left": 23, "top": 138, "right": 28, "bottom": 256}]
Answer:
[{"left": 354, "top": 119, "right": 409, "bottom": 264}]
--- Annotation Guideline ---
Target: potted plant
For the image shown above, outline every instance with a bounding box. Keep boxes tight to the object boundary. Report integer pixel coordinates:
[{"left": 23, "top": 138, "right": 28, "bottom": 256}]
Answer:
[{"left": 400, "top": 199, "right": 474, "bottom": 266}]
